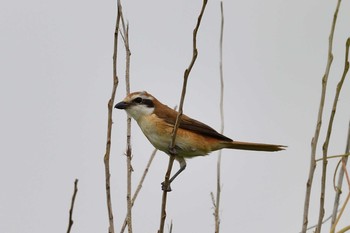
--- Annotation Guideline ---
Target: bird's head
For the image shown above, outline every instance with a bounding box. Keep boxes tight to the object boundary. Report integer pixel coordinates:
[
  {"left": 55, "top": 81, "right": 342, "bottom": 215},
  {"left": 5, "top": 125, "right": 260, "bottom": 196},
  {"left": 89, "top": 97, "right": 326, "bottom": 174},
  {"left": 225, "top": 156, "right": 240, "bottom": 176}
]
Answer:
[{"left": 115, "top": 91, "right": 156, "bottom": 121}]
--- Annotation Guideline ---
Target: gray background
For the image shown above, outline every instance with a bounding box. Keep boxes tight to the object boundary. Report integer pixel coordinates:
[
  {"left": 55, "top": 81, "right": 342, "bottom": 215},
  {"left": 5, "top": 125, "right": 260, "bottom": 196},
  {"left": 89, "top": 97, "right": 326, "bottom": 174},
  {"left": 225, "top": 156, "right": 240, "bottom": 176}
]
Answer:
[{"left": 1, "top": 0, "right": 350, "bottom": 232}]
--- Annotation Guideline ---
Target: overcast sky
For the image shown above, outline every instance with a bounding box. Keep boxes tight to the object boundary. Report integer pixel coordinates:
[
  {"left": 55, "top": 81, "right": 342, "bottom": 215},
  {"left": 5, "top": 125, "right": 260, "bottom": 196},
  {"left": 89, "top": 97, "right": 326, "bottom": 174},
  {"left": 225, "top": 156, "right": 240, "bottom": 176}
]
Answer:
[{"left": 1, "top": 0, "right": 350, "bottom": 233}]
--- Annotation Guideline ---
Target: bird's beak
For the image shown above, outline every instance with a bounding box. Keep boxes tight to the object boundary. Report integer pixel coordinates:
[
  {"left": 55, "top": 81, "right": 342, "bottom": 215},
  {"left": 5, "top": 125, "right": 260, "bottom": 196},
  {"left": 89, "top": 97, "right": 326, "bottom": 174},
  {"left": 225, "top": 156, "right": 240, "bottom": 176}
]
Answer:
[{"left": 114, "top": 101, "right": 129, "bottom": 109}]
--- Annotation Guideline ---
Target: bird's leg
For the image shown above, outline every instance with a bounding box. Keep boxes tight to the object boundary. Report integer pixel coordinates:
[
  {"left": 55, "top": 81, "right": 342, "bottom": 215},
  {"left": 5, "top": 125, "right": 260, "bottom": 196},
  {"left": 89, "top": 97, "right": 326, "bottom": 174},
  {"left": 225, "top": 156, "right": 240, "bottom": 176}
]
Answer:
[
  {"left": 161, "top": 157, "right": 187, "bottom": 192},
  {"left": 169, "top": 159, "right": 187, "bottom": 183}
]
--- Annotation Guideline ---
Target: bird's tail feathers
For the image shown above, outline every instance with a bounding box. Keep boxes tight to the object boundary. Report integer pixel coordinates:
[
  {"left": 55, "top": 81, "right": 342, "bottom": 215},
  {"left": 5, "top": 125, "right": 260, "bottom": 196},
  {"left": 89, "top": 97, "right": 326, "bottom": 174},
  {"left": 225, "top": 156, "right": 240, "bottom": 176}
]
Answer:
[{"left": 222, "top": 141, "right": 286, "bottom": 152}]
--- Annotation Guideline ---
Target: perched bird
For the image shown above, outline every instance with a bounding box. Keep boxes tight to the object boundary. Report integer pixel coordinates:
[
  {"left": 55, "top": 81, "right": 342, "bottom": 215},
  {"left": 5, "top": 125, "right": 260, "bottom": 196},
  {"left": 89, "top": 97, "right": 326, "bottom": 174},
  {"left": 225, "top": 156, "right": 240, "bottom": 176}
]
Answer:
[{"left": 115, "top": 91, "right": 285, "bottom": 190}]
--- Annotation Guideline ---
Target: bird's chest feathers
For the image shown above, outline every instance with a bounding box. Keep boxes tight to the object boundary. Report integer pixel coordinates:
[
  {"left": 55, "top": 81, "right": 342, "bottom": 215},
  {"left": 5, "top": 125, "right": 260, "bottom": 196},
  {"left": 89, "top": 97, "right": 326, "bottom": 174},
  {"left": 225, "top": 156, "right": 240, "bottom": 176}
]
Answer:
[
  {"left": 137, "top": 114, "right": 172, "bottom": 151},
  {"left": 136, "top": 114, "right": 210, "bottom": 157}
]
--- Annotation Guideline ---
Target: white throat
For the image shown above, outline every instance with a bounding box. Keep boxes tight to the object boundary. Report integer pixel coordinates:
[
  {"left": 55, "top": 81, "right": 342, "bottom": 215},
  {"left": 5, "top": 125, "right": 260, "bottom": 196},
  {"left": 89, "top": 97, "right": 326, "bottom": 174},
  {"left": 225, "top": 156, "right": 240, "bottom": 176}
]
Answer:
[{"left": 126, "top": 105, "right": 154, "bottom": 121}]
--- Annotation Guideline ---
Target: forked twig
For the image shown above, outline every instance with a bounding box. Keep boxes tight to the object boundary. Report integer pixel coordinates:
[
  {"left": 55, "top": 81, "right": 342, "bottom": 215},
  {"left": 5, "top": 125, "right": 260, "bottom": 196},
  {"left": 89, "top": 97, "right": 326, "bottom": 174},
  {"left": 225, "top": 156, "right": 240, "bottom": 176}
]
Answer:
[
  {"left": 66, "top": 179, "right": 79, "bottom": 233},
  {"left": 301, "top": 1, "right": 342, "bottom": 232},
  {"left": 158, "top": 1, "right": 208, "bottom": 233}
]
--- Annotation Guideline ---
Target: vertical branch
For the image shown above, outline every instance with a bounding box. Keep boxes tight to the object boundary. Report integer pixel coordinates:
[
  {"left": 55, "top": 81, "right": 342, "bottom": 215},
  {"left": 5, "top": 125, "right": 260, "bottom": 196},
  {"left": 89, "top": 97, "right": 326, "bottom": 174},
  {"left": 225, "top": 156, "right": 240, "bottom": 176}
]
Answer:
[
  {"left": 120, "top": 9, "right": 133, "bottom": 233},
  {"left": 212, "top": 2, "right": 224, "bottom": 233},
  {"left": 158, "top": 1, "right": 208, "bottom": 233},
  {"left": 158, "top": 157, "right": 175, "bottom": 233},
  {"left": 120, "top": 149, "right": 158, "bottom": 233},
  {"left": 316, "top": 37, "right": 350, "bottom": 232},
  {"left": 218, "top": 3, "right": 224, "bottom": 134},
  {"left": 331, "top": 121, "right": 350, "bottom": 227},
  {"left": 66, "top": 179, "right": 79, "bottom": 233},
  {"left": 104, "top": 2, "right": 122, "bottom": 232},
  {"left": 169, "top": 0, "right": 208, "bottom": 146},
  {"left": 301, "top": 0, "right": 342, "bottom": 232}
]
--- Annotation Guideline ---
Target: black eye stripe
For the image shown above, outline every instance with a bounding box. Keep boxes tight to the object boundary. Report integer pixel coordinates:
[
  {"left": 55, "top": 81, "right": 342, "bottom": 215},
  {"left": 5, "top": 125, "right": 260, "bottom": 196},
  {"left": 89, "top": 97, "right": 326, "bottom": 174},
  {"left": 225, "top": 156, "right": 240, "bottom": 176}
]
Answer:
[
  {"left": 142, "top": 99, "right": 154, "bottom": 108},
  {"left": 132, "top": 97, "right": 154, "bottom": 108},
  {"left": 133, "top": 97, "right": 142, "bottom": 103}
]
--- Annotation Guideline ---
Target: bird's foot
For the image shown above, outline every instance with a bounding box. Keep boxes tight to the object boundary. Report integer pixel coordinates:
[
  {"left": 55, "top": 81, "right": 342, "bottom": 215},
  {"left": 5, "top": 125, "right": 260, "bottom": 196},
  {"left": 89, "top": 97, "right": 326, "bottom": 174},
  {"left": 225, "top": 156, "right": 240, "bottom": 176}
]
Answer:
[
  {"left": 161, "top": 181, "right": 172, "bottom": 192},
  {"left": 168, "top": 146, "right": 177, "bottom": 156}
]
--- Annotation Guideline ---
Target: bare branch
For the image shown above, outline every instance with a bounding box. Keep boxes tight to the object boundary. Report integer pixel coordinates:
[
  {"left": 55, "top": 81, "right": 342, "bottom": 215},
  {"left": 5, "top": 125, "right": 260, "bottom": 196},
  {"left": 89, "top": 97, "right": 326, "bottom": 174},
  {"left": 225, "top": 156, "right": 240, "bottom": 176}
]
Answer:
[
  {"left": 119, "top": 9, "right": 133, "bottom": 233},
  {"left": 316, "top": 36, "right": 350, "bottom": 233},
  {"left": 158, "top": 1, "right": 208, "bottom": 233},
  {"left": 66, "top": 179, "right": 79, "bottom": 233},
  {"left": 169, "top": 0, "right": 208, "bottom": 149},
  {"left": 103, "top": 1, "right": 122, "bottom": 232},
  {"left": 213, "top": 2, "right": 224, "bottom": 233},
  {"left": 301, "top": 1, "right": 343, "bottom": 232}
]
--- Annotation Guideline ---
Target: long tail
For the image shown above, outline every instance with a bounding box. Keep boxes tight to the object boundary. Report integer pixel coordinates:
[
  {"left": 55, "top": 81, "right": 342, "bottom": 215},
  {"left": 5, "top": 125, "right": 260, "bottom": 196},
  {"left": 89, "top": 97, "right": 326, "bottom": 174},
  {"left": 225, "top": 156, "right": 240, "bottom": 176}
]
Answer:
[{"left": 222, "top": 141, "right": 286, "bottom": 152}]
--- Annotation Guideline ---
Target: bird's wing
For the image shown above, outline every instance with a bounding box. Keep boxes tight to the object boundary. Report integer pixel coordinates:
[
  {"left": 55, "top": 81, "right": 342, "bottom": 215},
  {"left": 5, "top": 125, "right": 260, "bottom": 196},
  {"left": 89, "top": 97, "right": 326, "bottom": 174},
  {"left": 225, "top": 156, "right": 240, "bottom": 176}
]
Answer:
[
  {"left": 179, "top": 115, "right": 232, "bottom": 141},
  {"left": 155, "top": 104, "right": 232, "bottom": 142}
]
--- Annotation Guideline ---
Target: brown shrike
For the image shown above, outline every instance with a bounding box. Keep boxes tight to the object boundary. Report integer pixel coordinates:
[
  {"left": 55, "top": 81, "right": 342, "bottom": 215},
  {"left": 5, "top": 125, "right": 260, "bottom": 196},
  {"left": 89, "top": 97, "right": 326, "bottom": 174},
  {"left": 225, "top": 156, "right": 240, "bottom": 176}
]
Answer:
[{"left": 115, "top": 91, "right": 285, "bottom": 189}]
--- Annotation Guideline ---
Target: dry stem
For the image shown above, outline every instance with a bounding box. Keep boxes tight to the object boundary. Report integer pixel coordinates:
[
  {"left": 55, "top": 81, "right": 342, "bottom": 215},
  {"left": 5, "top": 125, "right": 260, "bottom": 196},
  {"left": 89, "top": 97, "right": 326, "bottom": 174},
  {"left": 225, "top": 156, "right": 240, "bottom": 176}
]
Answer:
[
  {"left": 301, "top": 1, "right": 342, "bottom": 232},
  {"left": 119, "top": 9, "right": 133, "bottom": 233},
  {"left": 315, "top": 152, "right": 350, "bottom": 162},
  {"left": 212, "top": 2, "right": 224, "bottom": 233},
  {"left": 66, "top": 179, "right": 79, "bottom": 233},
  {"left": 157, "top": 1, "right": 208, "bottom": 233},
  {"left": 103, "top": 1, "right": 122, "bottom": 232},
  {"left": 316, "top": 37, "right": 350, "bottom": 233}
]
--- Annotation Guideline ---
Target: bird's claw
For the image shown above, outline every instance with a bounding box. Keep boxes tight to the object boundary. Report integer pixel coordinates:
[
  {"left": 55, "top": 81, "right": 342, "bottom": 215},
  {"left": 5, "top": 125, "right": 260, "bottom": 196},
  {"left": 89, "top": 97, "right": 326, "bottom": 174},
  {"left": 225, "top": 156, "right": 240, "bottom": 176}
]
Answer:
[
  {"left": 161, "top": 181, "right": 172, "bottom": 192},
  {"left": 168, "top": 146, "right": 177, "bottom": 156}
]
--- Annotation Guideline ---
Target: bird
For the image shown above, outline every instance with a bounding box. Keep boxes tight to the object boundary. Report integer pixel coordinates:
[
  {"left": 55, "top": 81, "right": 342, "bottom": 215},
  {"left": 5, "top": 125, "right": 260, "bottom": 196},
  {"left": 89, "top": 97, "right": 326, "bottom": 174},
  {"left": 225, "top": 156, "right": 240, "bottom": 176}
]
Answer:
[{"left": 115, "top": 91, "right": 285, "bottom": 191}]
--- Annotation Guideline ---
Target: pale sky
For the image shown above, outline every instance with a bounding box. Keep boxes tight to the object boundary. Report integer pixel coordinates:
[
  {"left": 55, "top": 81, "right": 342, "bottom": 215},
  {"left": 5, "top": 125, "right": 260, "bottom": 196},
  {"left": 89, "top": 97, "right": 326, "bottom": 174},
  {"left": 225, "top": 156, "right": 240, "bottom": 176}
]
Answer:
[{"left": 1, "top": 0, "right": 350, "bottom": 233}]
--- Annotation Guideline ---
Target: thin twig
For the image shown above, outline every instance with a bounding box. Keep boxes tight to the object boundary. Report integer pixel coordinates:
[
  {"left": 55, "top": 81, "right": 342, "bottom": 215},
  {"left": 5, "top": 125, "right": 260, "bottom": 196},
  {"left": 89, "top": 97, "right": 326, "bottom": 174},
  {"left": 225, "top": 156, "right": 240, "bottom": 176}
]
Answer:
[
  {"left": 158, "top": 1, "right": 208, "bottom": 233},
  {"left": 302, "top": 211, "right": 339, "bottom": 233},
  {"left": 158, "top": 157, "right": 175, "bottom": 233},
  {"left": 120, "top": 149, "right": 158, "bottom": 233},
  {"left": 212, "top": 2, "right": 224, "bottom": 233},
  {"left": 301, "top": 1, "right": 342, "bottom": 232},
  {"left": 104, "top": 1, "right": 122, "bottom": 232},
  {"left": 333, "top": 159, "right": 344, "bottom": 191},
  {"left": 66, "top": 179, "right": 79, "bottom": 233},
  {"left": 337, "top": 225, "right": 350, "bottom": 233},
  {"left": 168, "top": 220, "right": 173, "bottom": 233},
  {"left": 330, "top": 159, "right": 350, "bottom": 233},
  {"left": 316, "top": 37, "right": 350, "bottom": 233},
  {"left": 315, "top": 152, "right": 350, "bottom": 162},
  {"left": 120, "top": 10, "right": 133, "bottom": 233},
  {"left": 169, "top": 0, "right": 208, "bottom": 148},
  {"left": 210, "top": 192, "right": 216, "bottom": 208},
  {"left": 331, "top": 121, "right": 350, "bottom": 228}
]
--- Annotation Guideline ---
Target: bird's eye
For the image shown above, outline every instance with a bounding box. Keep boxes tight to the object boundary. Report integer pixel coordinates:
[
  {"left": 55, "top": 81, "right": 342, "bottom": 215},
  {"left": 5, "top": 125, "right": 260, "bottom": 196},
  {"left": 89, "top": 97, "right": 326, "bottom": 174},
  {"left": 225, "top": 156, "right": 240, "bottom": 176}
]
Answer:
[{"left": 133, "top": 97, "right": 143, "bottom": 103}]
